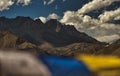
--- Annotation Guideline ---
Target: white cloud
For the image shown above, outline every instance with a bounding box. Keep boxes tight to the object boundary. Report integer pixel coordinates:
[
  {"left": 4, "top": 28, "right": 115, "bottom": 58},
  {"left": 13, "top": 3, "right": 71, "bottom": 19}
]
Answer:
[
  {"left": 47, "top": 13, "right": 59, "bottom": 20},
  {"left": 43, "top": 0, "right": 55, "bottom": 5},
  {"left": 43, "top": 0, "right": 66, "bottom": 5},
  {"left": 0, "top": 0, "right": 31, "bottom": 11},
  {"left": 60, "top": 11, "right": 78, "bottom": 25},
  {"left": 0, "top": 0, "right": 14, "bottom": 11},
  {"left": 61, "top": 11, "right": 120, "bottom": 42},
  {"left": 114, "top": 16, "right": 120, "bottom": 20},
  {"left": 99, "top": 8, "right": 120, "bottom": 22},
  {"left": 60, "top": 0, "right": 120, "bottom": 42},
  {"left": 43, "top": 0, "right": 47, "bottom": 5},
  {"left": 47, "top": 0, "right": 55, "bottom": 5},
  {"left": 96, "top": 34, "right": 120, "bottom": 43},
  {"left": 78, "top": 0, "right": 120, "bottom": 14},
  {"left": 38, "top": 16, "right": 47, "bottom": 23},
  {"left": 35, "top": 13, "right": 59, "bottom": 23},
  {"left": 17, "top": 0, "right": 31, "bottom": 5},
  {"left": 62, "top": 0, "right": 66, "bottom": 2}
]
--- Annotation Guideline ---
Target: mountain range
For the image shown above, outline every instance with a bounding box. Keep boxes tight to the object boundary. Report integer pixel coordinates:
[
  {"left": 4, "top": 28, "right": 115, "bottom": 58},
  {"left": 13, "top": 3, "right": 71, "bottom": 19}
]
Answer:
[{"left": 0, "top": 16, "right": 119, "bottom": 56}]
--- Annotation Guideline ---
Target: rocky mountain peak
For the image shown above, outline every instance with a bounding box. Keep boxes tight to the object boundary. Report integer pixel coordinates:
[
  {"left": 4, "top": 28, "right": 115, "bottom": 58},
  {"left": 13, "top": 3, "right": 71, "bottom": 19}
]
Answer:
[{"left": 0, "top": 16, "right": 100, "bottom": 47}]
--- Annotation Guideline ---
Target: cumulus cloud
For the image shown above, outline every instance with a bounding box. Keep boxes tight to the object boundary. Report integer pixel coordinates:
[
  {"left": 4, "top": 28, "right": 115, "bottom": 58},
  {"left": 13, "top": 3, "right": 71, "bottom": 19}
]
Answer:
[
  {"left": 38, "top": 16, "right": 47, "bottom": 23},
  {"left": 0, "top": 0, "right": 14, "bottom": 11},
  {"left": 60, "top": 0, "right": 120, "bottom": 42},
  {"left": 35, "top": 13, "right": 59, "bottom": 23},
  {"left": 78, "top": 0, "right": 120, "bottom": 14},
  {"left": 0, "top": 0, "right": 31, "bottom": 11},
  {"left": 47, "top": 13, "right": 59, "bottom": 20},
  {"left": 61, "top": 11, "right": 120, "bottom": 42},
  {"left": 114, "top": 16, "right": 120, "bottom": 20},
  {"left": 60, "top": 11, "right": 77, "bottom": 25},
  {"left": 99, "top": 8, "right": 120, "bottom": 22},
  {"left": 96, "top": 34, "right": 120, "bottom": 43}
]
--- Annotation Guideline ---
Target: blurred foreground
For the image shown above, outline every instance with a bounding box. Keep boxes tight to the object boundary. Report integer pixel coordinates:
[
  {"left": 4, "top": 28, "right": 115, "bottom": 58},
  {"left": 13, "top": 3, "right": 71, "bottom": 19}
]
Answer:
[
  {"left": 0, "top": 51, "right": 120, "bottom": 76},
  {"left": 76, "top": 55, "right": 120, "bottom": 76},
  {"left": 0, "top": 51, "right": 51, "bottom": 76}
]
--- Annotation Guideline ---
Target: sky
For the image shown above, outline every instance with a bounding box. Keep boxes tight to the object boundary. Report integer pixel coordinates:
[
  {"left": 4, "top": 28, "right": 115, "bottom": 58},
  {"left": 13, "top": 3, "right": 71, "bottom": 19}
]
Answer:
[
  {"left": 0, "top": 0, "right": 89, "bottom": 18},
  {"left": 0, "top": 0, "right": 120, "bottom": 42}
]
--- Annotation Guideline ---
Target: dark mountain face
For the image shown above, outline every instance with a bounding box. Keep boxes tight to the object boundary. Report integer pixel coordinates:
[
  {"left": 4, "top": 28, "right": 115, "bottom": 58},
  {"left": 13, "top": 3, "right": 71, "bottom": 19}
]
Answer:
[
  {"left": 0, "top": 29, "right": 119, "bottom": 57},
  {"left": 0, "top": 16, "right": 99, "bottom": 47},
  {"left": 113, "top": 39, "right": 120, "bottom": 44},
  {"left": 0, "top": 16, "right": 120, "bottom": 57},
  {"left": 0, "top": 30, "right": 103, "bottom": 56}
]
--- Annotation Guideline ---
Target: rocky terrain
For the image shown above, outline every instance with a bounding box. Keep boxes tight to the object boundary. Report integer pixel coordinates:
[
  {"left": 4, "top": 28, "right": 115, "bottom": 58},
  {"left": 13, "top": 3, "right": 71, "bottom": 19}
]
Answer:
[
  {"left": 97, "top": 39, "right": 120, "bottom": 56},
  {"left": 0, "top": 16, "right": 119, "bottom": 56}
]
